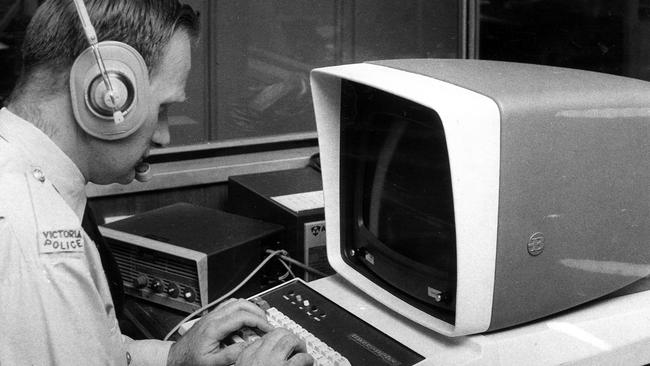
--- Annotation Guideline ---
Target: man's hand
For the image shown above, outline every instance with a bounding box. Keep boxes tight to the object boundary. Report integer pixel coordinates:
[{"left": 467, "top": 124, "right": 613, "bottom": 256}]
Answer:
[
  {"left": 166, "top": 298, "right": 274, "bottom": 366},
  {"left": 236, "top": 328, "right": 314, "bottom": 366}
]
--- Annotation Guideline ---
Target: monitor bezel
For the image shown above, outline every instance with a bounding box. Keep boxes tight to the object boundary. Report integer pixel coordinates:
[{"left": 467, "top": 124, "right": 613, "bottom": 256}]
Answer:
[{"left": 312, "top": 62, "right": 501, "bottom": 336}]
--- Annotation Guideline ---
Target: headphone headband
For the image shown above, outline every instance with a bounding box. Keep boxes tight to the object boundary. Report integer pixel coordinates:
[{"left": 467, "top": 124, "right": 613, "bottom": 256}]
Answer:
[{"left": 69, "top": 0, "right": 150, "bottom": 141}]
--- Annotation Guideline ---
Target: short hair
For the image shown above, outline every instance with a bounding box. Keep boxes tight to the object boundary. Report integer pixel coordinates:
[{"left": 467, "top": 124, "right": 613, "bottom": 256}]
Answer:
[{"left": 12, "top": 0, "right": 199, "bottom": 98}]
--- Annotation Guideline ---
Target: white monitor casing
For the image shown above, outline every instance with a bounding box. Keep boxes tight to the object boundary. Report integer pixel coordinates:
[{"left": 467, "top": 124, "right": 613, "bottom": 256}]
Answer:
[{"left": 311, "top": 59, "right": 650, "bottom": 337}]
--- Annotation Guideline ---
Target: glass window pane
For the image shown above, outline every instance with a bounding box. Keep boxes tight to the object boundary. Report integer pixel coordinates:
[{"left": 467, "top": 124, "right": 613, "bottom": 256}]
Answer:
[
  {"left": 0, "top": 0, "right": 461, "bottom": 147},
  {"left": 211, "top": 0, "right": 460, "bottom": 142},
  {"left": 212, "top": 0, "right": 336, "bottom": 141},
  {"left": 478, "top": 1, "right": 639, "bottom": 79},
  {"left": 168, "top": 0, "right": 209, "bottom": 146},
  {"left": 353, "top": 0, "right": 459, "bottom": 61}
]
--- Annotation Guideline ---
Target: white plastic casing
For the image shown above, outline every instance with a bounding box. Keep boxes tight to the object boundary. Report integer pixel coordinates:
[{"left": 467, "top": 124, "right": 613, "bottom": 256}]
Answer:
[{"left": 311, "top": 63, "right": 501, "bottom": 336}]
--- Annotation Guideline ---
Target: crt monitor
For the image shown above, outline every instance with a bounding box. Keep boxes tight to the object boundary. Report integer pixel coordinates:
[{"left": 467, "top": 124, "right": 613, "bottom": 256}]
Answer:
[{"left": 310, "top": 59, "right": 650, "bottom": 337}]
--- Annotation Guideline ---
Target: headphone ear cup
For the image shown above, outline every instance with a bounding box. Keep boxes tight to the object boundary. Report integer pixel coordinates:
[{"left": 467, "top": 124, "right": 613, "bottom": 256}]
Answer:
[{"left": 70, "top": 41, "right": 151, "bottom": 141}]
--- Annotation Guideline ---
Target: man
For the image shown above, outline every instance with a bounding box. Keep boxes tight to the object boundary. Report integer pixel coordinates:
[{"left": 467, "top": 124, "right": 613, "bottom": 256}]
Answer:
[{"left": 0, "top": 1, "right": 312, "bottom": 365}]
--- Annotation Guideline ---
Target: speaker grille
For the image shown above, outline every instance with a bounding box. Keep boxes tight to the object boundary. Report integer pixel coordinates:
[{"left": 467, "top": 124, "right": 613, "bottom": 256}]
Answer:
[{"left": 109, "top": 239, "right": 202, "bottom": 307}]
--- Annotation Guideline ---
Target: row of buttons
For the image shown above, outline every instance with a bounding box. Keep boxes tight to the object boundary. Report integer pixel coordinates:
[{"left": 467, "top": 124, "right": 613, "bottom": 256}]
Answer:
[
  {"left": 267, "top": 307, "right": 350, "bottom": 366},
  {"left": 283, "top": 291, "right": 327, "bottom": 321}
]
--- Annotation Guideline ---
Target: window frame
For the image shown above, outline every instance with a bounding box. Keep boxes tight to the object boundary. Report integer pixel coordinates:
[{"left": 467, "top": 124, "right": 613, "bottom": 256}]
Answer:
[{"left": 86, "top": 132, "right": 319, "bottom": 197}]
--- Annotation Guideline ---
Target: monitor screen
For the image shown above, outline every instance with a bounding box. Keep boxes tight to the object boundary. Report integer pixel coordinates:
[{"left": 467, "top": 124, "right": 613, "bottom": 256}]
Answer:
[{"left": 340, "top": 81, "right": 456, "bottom": 323}]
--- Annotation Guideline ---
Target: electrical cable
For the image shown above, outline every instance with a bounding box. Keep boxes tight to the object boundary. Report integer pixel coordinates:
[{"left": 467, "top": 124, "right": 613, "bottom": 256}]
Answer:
[
  {"left": 277, "top": 271, "right": 291, "bottom": 281},
  {"left": 163, "top": 249, "right": 288, "bottom": 341},
  {"left": 265, "top": 249, "right": 328, "bottom": 278},
  {"left": 276, "top": 258, "right": 296, "bottom": 281}
]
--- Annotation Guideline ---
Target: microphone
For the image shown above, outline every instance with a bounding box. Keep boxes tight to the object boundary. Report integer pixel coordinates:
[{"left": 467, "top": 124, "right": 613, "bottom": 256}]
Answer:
[{"left": 135, "top": 162, "right": 152, "bottom": 182}]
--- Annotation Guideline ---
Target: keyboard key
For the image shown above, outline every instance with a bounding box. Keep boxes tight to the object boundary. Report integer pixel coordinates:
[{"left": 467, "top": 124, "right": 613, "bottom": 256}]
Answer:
[{"left": 263, "top": 307, "right": 351, "bottom": 366}]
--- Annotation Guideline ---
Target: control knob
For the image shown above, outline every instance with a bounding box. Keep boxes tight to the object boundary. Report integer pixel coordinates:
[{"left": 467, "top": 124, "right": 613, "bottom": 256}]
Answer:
[
  {"left": 182, "top": 288, "right": 196, "bottom": 302},
  {"left": 151, "top": 278, "right": 164, "bottom": 293},
  {"left": 167, "top": 283, "right": 180, "bottom": 298},
  {"left": 133, "top": 275, "right": 148, "bottom": 289}
]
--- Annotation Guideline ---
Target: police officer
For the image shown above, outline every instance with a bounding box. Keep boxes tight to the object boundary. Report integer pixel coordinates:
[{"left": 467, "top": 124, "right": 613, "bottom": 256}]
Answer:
[{"left": 0, "top": 1, "right": 312, "bottom": 365}]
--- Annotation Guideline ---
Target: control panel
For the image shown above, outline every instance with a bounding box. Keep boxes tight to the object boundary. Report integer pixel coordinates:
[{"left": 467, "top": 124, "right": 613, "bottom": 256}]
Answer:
[
  {"left": 252, "top": 279, "right": 424, "bottom": 366},
  {"left": 110, "top": 242, "right": 203, "bottom": 312}
]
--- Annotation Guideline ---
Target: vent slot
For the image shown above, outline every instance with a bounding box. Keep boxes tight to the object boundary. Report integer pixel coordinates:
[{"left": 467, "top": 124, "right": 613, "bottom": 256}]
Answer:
[{"left": 108, "top": 239, "right": 202, "bottom": 305}]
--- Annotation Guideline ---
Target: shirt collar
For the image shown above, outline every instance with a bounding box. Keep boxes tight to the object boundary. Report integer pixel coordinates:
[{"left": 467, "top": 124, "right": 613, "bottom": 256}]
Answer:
[{"left": 0, "top": 107, "right": 87, "bottom": 219}]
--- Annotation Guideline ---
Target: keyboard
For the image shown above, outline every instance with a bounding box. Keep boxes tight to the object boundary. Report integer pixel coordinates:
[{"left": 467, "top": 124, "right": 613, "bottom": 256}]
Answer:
[
  {"left": 265, "top": 306, "right": 350, "bottom": 366},
  {"left": 180, "top": 279, "right": 424, "bottom": 366}
]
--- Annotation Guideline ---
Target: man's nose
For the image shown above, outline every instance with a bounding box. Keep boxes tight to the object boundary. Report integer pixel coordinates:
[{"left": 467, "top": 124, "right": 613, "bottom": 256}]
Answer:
[{"left": 152, "top": 120, "right": 171, "bottom": 148}]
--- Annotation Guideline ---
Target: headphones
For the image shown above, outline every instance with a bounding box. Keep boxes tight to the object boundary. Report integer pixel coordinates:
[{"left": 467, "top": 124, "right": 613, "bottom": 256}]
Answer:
[{"left": 69, "top": 0, "right": 151, "bottom": 141}]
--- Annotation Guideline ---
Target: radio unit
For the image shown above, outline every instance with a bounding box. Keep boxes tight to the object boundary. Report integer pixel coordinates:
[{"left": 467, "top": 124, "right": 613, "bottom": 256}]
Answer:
[{"left": 99, "top": 203, "right": 284, "bottom": 313}]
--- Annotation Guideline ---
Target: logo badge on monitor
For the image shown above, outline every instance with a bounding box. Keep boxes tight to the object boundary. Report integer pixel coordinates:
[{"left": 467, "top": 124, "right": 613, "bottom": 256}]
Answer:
[{"left": 527, "top": 232, "right": 545, "bottom": 256}]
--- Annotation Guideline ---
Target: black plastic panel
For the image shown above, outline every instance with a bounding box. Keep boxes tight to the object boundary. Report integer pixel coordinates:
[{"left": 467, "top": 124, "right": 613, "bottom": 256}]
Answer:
[{"left": 254, "top": 279, "right": 424, "bottom": 366}]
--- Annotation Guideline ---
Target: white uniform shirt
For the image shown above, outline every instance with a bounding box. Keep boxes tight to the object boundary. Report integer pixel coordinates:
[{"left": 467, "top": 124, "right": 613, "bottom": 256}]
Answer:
[{"left": 0, "top": 108, "right": 173, "bottom": 365}]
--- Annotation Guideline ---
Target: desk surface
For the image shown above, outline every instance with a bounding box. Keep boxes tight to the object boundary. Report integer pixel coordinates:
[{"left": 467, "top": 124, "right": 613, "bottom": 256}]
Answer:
[
  {"left": 123, "top": 275, "right": 650, "bottom": 365},
  {"left": 121, "top": 297, "right": 186, "bottom": 341},
  {"left": 310, "top": 275, "right": 650, "bottom": 366}
]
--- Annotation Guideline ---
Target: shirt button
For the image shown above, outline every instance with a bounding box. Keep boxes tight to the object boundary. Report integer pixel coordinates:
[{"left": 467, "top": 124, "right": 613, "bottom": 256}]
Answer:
[
  {"left": 32, "top": 168, "right": 45, "bottom": 182},
  {"left": 126, "top": 351, "right": 132, "bottom": 365}
]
